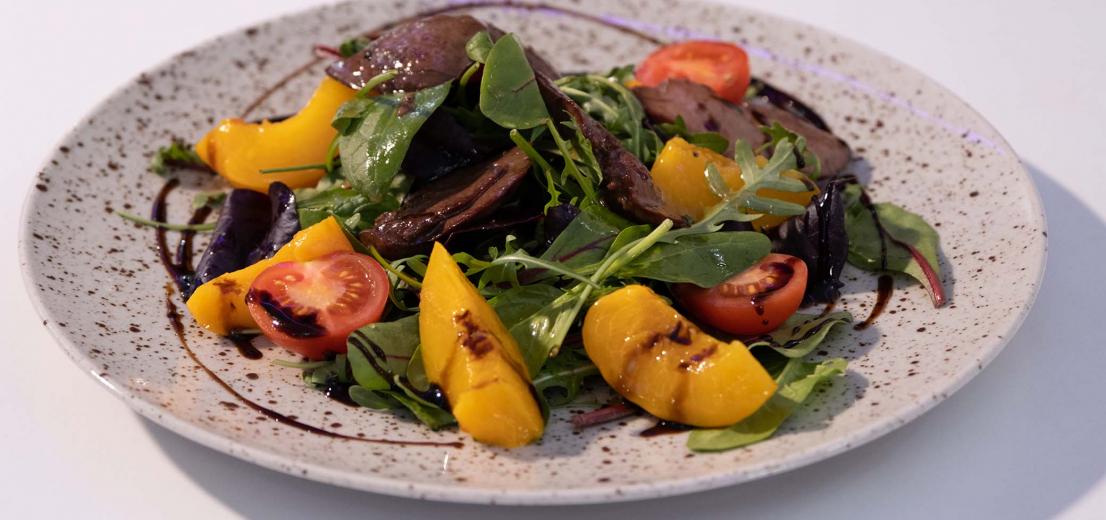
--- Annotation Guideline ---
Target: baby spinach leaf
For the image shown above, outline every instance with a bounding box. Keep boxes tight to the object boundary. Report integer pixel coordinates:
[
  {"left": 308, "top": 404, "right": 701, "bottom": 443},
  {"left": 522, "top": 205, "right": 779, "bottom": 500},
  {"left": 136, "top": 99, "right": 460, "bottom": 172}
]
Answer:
[
  {"left": 687, "top": 358, "right": 846, "bottom": 452},
  {"left": 479, "top": 33, "right": 549, "bottom": 129},
  {"left": 540, "top": 208, "right": 620, "bottom": 270},
  {"left": 843, "top": 184, "right": 945, "bottom": 306},
  {"left": 746, "top": 311, "right": 852, "bottom": 358},
  {"left": 465, "top": 30, "right": 493, "bottom": 63},
  {"left": 406, "top": 345, "right": 430, "bottom": 390},
  {"left": 386, "top": 390, "right": 456, "bottom": 429},
  {"left": 347, "top": 385, "right": 395, "bottom": 409},
  {"left": 347, "top": 344, "right": 391, "bottom": 391},
  {"left": 618, "top": 231, "right": 771, "bottom": 287},
  {"left": 347, "top": 315, "right": 420, "bottom": 376},
  {"left": 335, "top": 81, "right": 451, "bottom": 201},
  {"left": 344, "top": 316, "right": 456, "bottom": 428},
  {"left": 489, "top": 284, "right": 573, "bottom": 375}
]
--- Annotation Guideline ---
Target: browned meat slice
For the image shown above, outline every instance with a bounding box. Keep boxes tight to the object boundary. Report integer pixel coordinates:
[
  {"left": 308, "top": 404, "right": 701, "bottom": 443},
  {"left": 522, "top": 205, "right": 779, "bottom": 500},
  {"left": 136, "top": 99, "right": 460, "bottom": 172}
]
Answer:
[
  {"left": 537, "top": 75, "right": 687, "bottom": 227},
  {"left": 633, "top": 79, "right": 766, "bottom": 155},
  {"left": 327, "top": 15, "right": 558, "bottom": 93},
  {"left": 747, "top": 96, "right": 852, "bottom": 176},
  {"left": 361, "top": 147, "right": 532, "bottom": 258}
]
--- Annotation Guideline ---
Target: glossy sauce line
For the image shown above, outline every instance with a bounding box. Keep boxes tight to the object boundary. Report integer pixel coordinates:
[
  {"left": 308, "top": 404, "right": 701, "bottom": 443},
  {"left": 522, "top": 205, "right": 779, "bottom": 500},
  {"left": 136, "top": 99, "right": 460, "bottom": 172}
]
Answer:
[
  {"left": 164, "top": 282, "right": 462, "bottom": 448},
  {"left": 854, "top": 275, "right": 893, "bottom": 331}
]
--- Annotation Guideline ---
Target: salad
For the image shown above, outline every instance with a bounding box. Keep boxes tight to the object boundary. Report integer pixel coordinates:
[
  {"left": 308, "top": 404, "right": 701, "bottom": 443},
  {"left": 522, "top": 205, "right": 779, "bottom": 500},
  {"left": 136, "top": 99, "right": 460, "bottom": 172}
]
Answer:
[{"left": 131, "top": 12, "right": 945, "bottom": 452}]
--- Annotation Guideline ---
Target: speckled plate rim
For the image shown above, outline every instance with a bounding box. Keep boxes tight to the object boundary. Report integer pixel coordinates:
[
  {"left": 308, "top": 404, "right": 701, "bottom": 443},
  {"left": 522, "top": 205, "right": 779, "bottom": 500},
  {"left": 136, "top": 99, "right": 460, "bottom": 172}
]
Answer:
[{"left": 18, "top": 0, "right": 1047, "bottom": 505}]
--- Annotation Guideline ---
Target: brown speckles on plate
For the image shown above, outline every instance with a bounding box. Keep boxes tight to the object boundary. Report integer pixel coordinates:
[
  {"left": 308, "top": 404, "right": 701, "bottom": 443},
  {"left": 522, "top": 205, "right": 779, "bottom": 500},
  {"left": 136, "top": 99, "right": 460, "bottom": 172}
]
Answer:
[{"left": 17, "top": 0, "right": 1045, "bottom": 506}]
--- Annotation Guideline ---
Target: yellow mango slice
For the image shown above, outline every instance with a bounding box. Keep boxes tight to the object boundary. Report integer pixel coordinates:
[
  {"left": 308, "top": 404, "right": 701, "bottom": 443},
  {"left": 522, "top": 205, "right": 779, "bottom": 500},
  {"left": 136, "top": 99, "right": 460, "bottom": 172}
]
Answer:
[
  {"left": 419, "top": 243, "right": 543, "bottom": 448},
  {"left": 186, "top": 216, "right": 353, "bottom": 335},
  {"left": 195, "top": 76, "right": 356, "bottom": 192},
  {"left": 582, "top": 285, "right": 777, "bottom": 427},
  {"left": 649, "top": 136, "right": 818, "bottom": 229}
]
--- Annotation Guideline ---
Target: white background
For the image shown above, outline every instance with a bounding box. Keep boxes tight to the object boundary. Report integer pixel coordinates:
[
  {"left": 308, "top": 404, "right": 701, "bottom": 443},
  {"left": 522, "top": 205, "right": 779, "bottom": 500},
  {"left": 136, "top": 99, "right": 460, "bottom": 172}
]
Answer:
[{"left": 3, "top": 1, "right": 1104, "bottom": 518}]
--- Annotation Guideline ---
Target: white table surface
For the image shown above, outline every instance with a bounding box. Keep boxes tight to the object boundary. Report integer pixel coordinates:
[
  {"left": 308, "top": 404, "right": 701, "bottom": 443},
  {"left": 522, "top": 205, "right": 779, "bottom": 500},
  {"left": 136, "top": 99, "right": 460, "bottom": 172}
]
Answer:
[{"left": 3, "top": 1, "right": 1104, "bottom": 518}]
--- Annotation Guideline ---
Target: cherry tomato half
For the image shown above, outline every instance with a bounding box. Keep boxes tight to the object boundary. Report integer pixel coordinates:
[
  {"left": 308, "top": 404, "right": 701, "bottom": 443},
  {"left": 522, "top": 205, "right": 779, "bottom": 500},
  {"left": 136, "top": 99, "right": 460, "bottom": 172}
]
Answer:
[
  {"left": 246, "top": 251, "right": 390, "bottom": 360},
  {"left": 672, "top": 253, "right": 807, "bottom": 336},
  {"left": 636, "top": 41, "right": 751, "bottom": 103}
]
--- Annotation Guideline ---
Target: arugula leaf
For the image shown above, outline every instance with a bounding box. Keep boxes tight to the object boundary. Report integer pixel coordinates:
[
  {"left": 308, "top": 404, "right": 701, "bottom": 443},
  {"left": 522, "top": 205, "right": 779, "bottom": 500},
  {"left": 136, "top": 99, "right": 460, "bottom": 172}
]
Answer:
[
  {"left": 335, "top": 81, "right": 451, "bottom": 201},
  {"left": 746, "top": 311, "right": 852, "bottom": 358},
  {"left": 556, "top": 73, "right": 662, "bottom": 164},
  {"left": 760, "top": 122, "right": 821, "bottom": 178},
  {"left": 479, "top": 34, "right": 549, "bottom": 129},
  {"left": 657, "top": 116, "right": 729, "bottom": 155},
  {"left": 661, "top": 137, "right": 810, "bottom": 245},
  {"left": 150, "top": 140, "right": 205, "bottom": 175},
  {"left": 618, "top": 231, "right": 771, "bottom": 287},
  {"left": 843, "top": 184, "right": 946, "bottom": 306},
  {"left": 532, "top": 348, "right": 598, "bottom": 407},
  {"left": 687, "top": 358, "right": 847, "bottom": 452}
]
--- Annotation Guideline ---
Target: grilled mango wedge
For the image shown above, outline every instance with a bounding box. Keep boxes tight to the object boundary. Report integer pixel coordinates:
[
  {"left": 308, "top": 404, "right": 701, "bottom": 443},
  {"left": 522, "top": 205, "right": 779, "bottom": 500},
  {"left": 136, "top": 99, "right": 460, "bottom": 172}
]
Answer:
[
  {"left": 418, "top": 243, "right": 544, "bottom": 448},
  {"left": 195, "top": 76, "right": 355, "bottom": 192},
  {"left": 582, "top": 285, "right": 777, "bottom": 427}
]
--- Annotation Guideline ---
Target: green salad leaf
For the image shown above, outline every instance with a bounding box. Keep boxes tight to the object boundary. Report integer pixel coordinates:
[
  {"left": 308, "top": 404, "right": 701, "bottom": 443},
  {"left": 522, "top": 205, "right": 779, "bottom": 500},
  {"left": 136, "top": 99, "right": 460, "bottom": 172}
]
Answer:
[
  {"left": 296, "top": 182, "right": 402, "bottom": 233},
  {"left": 687, "top": 357, "right": 847, "bottom": 451},
  {"left": 843, "top": 184, "right": 946, "bottom": 306},
  {"left": 760, "top": 122, "right": 821, "bottom": 178},
  {"left": 479, "top": 34, "right": 549, "bottom": 129},
  {"left": 337, "top": 36, "right": 370, "bottom": 57},
  {"left": 190, "top": 190, "right": 227, "bottom": 210},
  {"left": 556, "top": 72, "right": 663, "bottom": 164},
  {"left": 339, "top": 316, "right": 457, "bottom": 429},
  {"left": 747, "top": 311, "right": 853, "bottom": 358},
  {"left": 150, "top": 140, "right": 205, "bottom": 175},
  {"left": 618, "top": 231, "right": 771, "bottom": 287},
  {"left": 538, "top": 208, "right": 621, "bottom": 273},
  {"left": 532, "top": 348, "right": 598, "bottom": 407},
  {"left": 465, "top": 30, "right": 494, "bottom": 63},
  {"left": 656, "top": 116, "right": 729, "bottom": 155},
  {"left": 489, "top": 284, "right": 572, "bottom": 375},
  {"left": 334, "top": 80, "right": 451, "bottom": 201}
]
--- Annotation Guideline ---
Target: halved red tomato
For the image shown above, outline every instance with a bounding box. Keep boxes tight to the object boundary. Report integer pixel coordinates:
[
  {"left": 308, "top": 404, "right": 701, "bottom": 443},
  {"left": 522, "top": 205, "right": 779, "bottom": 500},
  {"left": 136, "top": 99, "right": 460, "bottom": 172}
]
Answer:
[
  {"left": 246, "top": 251, "right": 390, "bottom": 360},
  {"left": 672, "top": 253, "right": 807, "bottom": 336},
  {"left": 636, "top": 41, "right": 751, "bottom": 103}
]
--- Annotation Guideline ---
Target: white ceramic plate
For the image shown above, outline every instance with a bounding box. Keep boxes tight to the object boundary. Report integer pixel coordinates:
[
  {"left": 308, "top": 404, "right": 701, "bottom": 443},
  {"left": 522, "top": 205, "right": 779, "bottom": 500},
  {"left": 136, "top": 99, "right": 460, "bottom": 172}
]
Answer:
[{"left": 19, "top": 0, "right": 1046, "bottom": 505}]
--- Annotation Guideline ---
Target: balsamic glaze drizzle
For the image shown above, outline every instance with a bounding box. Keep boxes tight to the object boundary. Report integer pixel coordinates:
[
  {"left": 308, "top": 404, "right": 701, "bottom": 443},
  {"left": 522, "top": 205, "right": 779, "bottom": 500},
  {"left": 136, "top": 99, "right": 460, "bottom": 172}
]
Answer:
[
  {"left": 854, "top": 275, "right": 894, "bottom": 331},
  {"left": 639, "top": 420, "right": 692, "bottom": 438}
]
